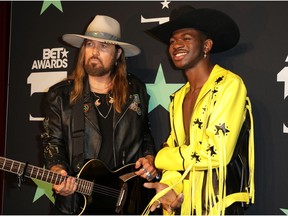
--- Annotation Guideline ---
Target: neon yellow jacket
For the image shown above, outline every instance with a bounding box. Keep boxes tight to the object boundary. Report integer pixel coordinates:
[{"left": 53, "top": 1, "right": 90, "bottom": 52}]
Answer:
[{"left": 143, "top": 65, "right": 254, "bottom": 215}]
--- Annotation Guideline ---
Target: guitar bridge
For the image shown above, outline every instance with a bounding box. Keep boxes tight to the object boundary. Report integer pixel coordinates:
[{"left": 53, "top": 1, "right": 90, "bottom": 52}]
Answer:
[{"left": 115, "top": 182, "right": 128, "bottom": 214}]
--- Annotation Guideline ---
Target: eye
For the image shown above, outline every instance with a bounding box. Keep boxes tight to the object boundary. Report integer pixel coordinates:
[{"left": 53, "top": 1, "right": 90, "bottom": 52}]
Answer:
[
  {"left": 169, "top": 39, "right": 175, "bottom": 45},
  {"left": 101, "top": 43, "right": 109, "bottom": 48},
  {"left": 183, "top": 36, "right": 192, "bottom": 41},
  {"left": 86, "top": 41, "right": 94, "bottom": 47}
]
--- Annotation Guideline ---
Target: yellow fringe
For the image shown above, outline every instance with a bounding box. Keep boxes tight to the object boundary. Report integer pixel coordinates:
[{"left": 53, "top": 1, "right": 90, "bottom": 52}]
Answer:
[{"left": 246, "top": 97, "right": 255, "bottom": 203}]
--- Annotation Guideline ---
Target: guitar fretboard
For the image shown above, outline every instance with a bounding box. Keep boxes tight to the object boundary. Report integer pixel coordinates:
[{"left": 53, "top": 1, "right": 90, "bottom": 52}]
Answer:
[{"left": 0, "top": 157, "right": 93, "bottom": 196}]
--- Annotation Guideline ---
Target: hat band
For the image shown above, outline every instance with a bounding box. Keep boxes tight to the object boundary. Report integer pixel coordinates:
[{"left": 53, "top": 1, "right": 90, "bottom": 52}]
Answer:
[{"left": 85, "top": 31, "right": 120, "bottom": 41}]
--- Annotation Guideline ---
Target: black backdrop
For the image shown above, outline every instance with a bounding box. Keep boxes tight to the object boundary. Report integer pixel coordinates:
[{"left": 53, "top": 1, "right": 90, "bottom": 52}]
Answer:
[{"left": 3, "top": 1, "right": 288, "bottom": 214}]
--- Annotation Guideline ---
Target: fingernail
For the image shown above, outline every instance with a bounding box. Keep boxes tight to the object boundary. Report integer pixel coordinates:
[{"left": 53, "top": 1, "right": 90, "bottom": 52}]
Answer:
[{"left": 179, "top": 193, "right": 184, "bottom": 201}]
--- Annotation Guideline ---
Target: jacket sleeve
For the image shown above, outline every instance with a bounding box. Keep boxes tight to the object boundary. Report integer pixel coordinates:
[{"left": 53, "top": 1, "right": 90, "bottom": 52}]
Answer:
[
  {"left": 141, "top": 80, "right": 156, "bottom": 157},
  {"left": 156, "top": 74, "right": 247, "bottom": 172},
  {"left": 41, "top": 83, "right": 71, "bottom": 171}
]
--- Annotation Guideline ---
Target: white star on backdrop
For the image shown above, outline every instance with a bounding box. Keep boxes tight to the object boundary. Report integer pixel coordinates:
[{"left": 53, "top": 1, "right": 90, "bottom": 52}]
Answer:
[{"left": 161, "top": 0, "right": 170, "bottom": 9}]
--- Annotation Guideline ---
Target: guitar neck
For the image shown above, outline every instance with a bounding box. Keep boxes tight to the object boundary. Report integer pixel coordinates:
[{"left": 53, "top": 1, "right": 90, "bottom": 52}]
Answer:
[{"left": 0, "top": 157, "right": 93, "bottom": 195}]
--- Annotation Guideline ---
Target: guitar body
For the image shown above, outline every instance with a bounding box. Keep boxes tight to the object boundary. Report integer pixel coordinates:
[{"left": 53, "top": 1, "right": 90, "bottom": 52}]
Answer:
[
  {"left": 0, "top": 156, "right": 155, "bottom": 215},
  {"left": 76, "top": 159, "right": 153, "bottom": 215}
]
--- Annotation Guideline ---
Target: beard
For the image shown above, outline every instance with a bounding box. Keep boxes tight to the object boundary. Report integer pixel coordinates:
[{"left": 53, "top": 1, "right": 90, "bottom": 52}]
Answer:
[{"left": 84, "top": 55, "right": 117, "bottom": 77}]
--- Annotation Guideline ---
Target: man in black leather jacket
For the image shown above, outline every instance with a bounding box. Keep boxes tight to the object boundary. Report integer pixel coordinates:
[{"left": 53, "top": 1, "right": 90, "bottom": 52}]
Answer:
[{"left": 41, "top": 15, "right": 157, "bottom": 215}]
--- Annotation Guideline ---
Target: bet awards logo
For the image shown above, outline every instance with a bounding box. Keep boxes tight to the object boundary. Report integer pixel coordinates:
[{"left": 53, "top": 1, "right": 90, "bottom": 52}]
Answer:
[
  {"left": 31, "top": 48, "right": 68, "bottom": 69},
  {"left": 28, "top": 47, "right": 69, "bottom": 121}
]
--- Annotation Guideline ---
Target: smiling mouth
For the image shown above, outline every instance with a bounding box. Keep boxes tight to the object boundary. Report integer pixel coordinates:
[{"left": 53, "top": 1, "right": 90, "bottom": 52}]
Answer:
[
  {"left": 173, "top": 51, "right": 187, "bottom": 60},
  {"left": 175, "top": 52, "right": 187, "bottom": 57}
]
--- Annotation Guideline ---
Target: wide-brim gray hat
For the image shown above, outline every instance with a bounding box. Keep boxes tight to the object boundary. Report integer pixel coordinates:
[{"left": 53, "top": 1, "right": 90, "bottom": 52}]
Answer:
[
  {"left": 62, "top": 15, "right": 140, "bottom": 57},
  {"left": 146, "top": 5, "right": 240, "bottom": 53}
]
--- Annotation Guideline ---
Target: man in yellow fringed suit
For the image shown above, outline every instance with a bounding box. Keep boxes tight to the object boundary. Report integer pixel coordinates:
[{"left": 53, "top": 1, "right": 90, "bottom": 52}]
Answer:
[{"left": 143, "top": 5, "right": 255, "bottom": 215}]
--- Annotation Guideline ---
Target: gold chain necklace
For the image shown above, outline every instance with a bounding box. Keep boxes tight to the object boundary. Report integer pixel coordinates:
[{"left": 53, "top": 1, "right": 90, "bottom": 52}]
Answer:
[{"left": 92, "top": 92, "right": 114, "bottom": 119}]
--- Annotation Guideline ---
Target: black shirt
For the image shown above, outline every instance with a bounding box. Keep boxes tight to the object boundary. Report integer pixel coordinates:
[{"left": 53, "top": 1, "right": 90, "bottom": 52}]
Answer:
[{"left": 91, "top": 92, "right": 114, "bottom": 169}]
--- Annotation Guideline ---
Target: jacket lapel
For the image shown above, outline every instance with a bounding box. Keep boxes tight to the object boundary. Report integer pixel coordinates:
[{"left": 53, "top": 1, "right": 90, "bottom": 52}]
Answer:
[
  {"left": 114, "top": 93, "right": 134, "bottom": 127},
  {"left": 172, "top": 83, "right": 189, "bottom": 146},
  {"left": 83, "top": 79, "right": 100, "bottom": 132}
]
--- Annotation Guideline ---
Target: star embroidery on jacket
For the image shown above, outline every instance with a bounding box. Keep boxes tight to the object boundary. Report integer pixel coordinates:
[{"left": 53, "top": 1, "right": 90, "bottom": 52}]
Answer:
[
  {"left": 206, "top": 145, "right": 217, "bottom": 156},
  {"left": 211, "top": 88, "right": 218, "bottom": 99},
  {"left": 202, "top": 105, "right": 207, "bottom": 114},
  {"left": 191, "top": 152, "right": 200, "bottom": 162},
  {"left": 215, "top": 123, "right": 230, "bottom": 136},
  {"left": 215, "top": 76, "right": 224, "bottom": 84},
  {"left": 193, "top": 118, "right": 203, "bottom": 129}
]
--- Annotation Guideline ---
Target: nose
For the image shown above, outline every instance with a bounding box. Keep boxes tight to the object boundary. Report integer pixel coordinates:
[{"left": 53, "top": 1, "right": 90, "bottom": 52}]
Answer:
[
  {"left": 170, "top": 39, "right": 184, "bottom": 49},
  {"left": 92, "top": 47, "right": 99, "bottom": 56}
]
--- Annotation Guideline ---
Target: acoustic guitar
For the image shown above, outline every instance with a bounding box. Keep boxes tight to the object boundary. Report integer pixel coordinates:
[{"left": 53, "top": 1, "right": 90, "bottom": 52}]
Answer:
[{"left": 0, "top": 157, "right": 153, "bottom": 215}]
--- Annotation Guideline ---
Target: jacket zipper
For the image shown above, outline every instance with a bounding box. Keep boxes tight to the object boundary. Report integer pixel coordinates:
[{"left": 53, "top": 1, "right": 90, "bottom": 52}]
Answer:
[{"left": 112, "top": 100, "right": 132, "bottom": 168}]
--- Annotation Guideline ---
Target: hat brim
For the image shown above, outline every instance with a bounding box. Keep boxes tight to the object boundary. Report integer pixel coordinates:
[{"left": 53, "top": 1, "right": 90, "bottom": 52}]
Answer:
[
  {"left": 62, "top": 34, "right": 141, "bottom": 57},
  {"left": 146, "top": 8, "right": 240, "bottom": 53}
]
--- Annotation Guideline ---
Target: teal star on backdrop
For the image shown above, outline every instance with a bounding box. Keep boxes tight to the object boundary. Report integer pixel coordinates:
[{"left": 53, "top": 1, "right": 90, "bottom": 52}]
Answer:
[
  {"left": 41, "top": 0, "right": 63, "bottom": 15},
  {"left": 146, "top": 64, "right": 184, "bottom": 112},
  {"left": 281, "top": 208, "right": 288, "bottom": 215},
  {"left": 31, "top": 165, "right": 54, "bottom": 204},
  {"left": 32, "top": 177, "right": 55, "bottom": 204}
]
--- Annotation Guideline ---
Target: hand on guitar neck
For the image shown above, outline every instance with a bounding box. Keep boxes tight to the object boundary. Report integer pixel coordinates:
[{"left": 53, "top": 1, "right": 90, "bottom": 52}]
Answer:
[{"left": 50, "top": 164, "right": 77, "bottom": 196}]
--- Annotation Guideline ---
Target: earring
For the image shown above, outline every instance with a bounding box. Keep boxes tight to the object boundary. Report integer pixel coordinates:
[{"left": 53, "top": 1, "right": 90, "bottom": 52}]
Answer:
[{"left": 204, "top": 45, "right": 208, "bottom": 58}]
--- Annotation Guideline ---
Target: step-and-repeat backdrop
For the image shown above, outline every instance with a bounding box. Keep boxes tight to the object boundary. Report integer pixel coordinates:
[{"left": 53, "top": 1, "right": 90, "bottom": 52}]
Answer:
[{"left": 3, "top": 1, "right": 288, "bottom": 214}]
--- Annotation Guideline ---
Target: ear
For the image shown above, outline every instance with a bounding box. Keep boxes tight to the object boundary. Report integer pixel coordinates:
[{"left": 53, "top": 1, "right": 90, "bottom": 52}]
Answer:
[
  {"left": 203, "top": 39, "right": 213, "bottom": 53},
  {"left": 116, "top": 47, "right": 122, "bottom": 60}
]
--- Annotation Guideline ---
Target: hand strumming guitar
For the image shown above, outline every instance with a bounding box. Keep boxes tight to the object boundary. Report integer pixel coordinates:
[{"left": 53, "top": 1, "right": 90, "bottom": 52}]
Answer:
[{"left": 134, "top": 155, "right": 160, "bottom": 181}]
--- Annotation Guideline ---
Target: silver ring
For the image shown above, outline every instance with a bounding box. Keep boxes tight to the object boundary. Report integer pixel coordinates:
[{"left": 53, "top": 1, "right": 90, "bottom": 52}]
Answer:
[
  {"left": 141, "top": 167, "right": 147, "bottom": 172},
  {"left": 155, "top": 172, "right": 161, "bottom": 180},
  {"left": 156, "top": 199, "right": 161, "bottom": 208},
  {"left": 146, "top": 171, "right": 152, "bottom": 178}
]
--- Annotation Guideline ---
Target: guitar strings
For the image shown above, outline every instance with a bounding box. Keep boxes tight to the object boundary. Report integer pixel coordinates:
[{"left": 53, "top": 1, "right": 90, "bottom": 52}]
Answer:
[
  {"left": 93, "top": 183, "right": 120, "bottom": 198},
  {"left": 77, "top": 178, "right": 120, "bottom": 198}
]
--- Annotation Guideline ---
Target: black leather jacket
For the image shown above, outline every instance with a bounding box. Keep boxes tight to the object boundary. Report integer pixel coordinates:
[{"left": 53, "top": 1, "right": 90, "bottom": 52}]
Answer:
[{"left": 42, "top": 73, "right": 155, "bottom": 175}]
